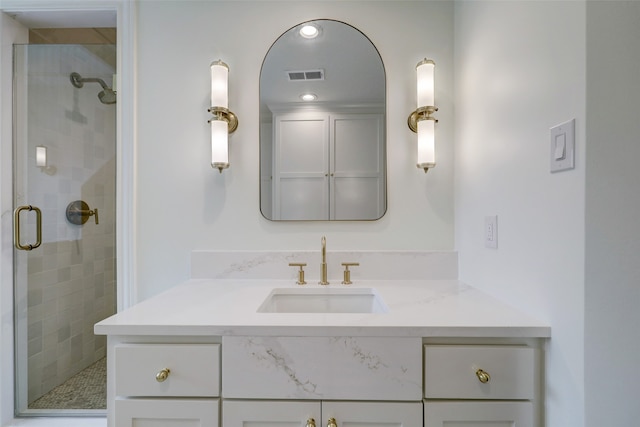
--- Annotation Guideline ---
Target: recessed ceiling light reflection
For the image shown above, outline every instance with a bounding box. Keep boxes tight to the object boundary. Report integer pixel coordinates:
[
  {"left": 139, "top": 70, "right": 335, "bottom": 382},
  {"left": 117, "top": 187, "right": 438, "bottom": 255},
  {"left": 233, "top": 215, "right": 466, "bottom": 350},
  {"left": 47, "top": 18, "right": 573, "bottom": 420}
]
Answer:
[
  {"left": 300, "top": 93, "right": 317, "bottom": 101},
  {"left": 299, "top": 24, "right": 319, "bottom": 39}
]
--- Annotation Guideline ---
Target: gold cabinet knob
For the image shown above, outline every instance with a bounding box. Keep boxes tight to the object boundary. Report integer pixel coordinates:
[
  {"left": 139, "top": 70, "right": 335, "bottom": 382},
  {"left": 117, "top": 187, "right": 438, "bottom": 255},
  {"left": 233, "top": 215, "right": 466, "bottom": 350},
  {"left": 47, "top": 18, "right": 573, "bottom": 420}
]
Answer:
[
  {"left": 306, "top": 418, "right": 316, "bottom": 427},
  {"left": 476, "top": 368, "right": 491, "bottom": 383},
  {"left": 156, "top": 368, "right": 170, "bottom": 382},
  {"left": 327, "top": 418, "right": 337, "bottom": 427}
]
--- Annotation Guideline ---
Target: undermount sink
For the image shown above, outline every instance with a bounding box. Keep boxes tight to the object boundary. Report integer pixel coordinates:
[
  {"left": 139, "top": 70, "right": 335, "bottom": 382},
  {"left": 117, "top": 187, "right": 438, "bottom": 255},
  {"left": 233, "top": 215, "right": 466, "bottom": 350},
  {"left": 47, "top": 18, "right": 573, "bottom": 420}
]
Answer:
[{"left": 257, "top": 287, "right": 389, "bottom": 314}]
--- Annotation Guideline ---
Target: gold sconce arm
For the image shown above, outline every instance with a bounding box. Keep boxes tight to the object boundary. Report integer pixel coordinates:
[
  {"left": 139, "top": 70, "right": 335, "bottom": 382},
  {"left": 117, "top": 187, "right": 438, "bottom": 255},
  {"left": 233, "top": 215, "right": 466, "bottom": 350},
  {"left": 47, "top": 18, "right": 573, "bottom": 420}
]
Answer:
[
  {"left": 207, "top": 106, "right": 239, "bottom": 134},
  {"left": 407, "top": 105, "right": 438, "bottom": 133}
]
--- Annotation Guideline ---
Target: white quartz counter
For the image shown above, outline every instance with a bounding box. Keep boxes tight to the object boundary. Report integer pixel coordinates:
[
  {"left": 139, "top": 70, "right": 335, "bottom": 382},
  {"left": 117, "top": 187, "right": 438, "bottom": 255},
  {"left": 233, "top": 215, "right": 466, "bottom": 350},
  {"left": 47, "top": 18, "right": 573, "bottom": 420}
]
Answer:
[{"left": 94, "top": 279, "right": 550, "bottom": 338}]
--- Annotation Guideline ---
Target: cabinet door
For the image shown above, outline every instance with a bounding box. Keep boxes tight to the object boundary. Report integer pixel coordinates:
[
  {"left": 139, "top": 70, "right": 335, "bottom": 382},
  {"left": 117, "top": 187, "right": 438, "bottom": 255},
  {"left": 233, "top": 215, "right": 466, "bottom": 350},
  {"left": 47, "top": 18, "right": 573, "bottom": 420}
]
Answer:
[
  {"left": 273, "top": 114, "right": 329, "bottom": 220},
  {"left": 424, "top": 401, "right": 533, "bottom": 427},
  {"left": 223, "top": 400, "right": 320, "bottom": 427},
  {"left": 115, "top": 398, "right": 218, "bottom": 427},
  {"left": 323, "top": 401, "right": 422, "bottom": 427},
  {"left": 330, "top": 114, "right": 385, "bottom": 220}
]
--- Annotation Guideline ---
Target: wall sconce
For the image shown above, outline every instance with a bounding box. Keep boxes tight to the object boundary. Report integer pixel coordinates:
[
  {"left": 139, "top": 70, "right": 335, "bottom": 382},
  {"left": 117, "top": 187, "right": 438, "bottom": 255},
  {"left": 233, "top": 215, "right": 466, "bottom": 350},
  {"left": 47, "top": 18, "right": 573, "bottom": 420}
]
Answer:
[
  {"left": 408, "top": 58, "right": 438, "bottom": 173},
  {"left": 35, "top": 145, "right": 56, "bottom": 175},
  {"left": 207, "top": 60, "right": 238, "bottom": 173}
]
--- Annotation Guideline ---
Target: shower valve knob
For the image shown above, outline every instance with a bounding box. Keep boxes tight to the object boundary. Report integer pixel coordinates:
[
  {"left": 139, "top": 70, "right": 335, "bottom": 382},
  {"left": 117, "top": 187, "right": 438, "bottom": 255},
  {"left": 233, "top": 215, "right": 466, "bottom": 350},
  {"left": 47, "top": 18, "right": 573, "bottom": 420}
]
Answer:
[{"left": 66, "top": 200, "right": 99, "bottom": 225}]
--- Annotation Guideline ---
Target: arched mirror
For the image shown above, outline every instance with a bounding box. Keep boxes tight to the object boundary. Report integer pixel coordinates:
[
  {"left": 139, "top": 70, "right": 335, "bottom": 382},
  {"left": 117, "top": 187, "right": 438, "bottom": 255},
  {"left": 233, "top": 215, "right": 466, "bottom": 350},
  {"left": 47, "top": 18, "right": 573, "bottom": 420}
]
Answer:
[{"left": 260, "top": 20, "right": 386, "bottom": 221}]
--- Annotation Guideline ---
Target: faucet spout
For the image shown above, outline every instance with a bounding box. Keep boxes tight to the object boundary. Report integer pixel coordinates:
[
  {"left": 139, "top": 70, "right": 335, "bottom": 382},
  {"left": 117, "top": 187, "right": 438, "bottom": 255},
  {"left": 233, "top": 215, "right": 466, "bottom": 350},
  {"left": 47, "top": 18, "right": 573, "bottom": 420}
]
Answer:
[{"left": 319, "top": 236, "right": 329, "bottom": 285}]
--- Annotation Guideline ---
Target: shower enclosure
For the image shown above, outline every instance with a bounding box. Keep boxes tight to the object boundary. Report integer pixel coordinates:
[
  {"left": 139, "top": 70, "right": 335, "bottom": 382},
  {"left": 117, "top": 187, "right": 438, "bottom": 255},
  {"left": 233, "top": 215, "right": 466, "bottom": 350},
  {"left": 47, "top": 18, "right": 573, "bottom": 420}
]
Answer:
[{"left": 13, "top": 43, "right": 116, "bottom": 414}]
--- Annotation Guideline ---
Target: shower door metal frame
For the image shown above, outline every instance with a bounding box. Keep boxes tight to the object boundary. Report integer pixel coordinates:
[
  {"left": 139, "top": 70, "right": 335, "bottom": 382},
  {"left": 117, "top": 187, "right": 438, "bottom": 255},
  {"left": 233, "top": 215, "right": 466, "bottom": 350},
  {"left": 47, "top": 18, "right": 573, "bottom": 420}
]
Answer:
[
  {"left": 11, "top": 42, "right": 116, "bottom": 417},
  {"left": 12, "top": 45, "right": 31, "bottom": 415}
]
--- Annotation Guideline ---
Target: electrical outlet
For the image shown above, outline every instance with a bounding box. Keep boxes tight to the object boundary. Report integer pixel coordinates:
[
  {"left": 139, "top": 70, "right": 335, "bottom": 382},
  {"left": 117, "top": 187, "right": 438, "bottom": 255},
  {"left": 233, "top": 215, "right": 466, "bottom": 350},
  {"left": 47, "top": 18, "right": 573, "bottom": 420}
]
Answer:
[{"left": 485, "top": 215, "right": 498, "bottom": 249}]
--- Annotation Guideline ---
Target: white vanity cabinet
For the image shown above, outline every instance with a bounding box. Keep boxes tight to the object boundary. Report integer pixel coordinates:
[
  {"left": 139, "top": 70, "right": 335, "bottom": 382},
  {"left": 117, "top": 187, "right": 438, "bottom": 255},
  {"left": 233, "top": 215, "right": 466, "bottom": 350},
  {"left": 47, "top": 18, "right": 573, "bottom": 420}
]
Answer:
[
  {"left": 106, "top": 338, "right": 544, "bottom": 427},
  {"left": 423, "top": 344, "right": 541, "bottom": 427},
  {"left": 223, "top": 400, "right": 422, "bottom": 427},
  {"left": 111, "top": 342, "right": 221, "bottom": 427}
]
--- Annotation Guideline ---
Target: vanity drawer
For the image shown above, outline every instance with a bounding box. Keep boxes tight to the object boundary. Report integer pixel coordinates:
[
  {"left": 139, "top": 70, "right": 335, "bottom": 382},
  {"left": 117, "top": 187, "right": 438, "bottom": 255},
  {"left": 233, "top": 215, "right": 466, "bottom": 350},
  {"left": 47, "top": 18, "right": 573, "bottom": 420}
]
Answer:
[
  {"left": 424, "top": 345, "right": 536, "bottom": 400},
  {"left": 115, "top": 344, "right": 220, "bottom": 397}
]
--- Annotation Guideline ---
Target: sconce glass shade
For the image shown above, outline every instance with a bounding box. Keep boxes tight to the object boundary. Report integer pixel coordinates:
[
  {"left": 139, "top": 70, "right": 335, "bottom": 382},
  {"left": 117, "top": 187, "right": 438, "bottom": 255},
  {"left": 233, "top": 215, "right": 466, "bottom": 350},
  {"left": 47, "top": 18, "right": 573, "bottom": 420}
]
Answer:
[
  {"left": 208, "top": 59, "right": 238, "bottom": 173},
  {"left": 208, "top": 60, "right": 238, "bottom": 173},
  {"left": 416, "top": 58, "right": 435, "bottom": 108},
  {"left": 211, "top": 119, "right": 229, "bottom": 172},
  {"left": 417, "top": 118, "right": 435, "bottom": 169},
  {"left": 210, "top": 60, "right": 229, "bottom": 108},
  {"left": 36, "top": 145, "right": 47, "bottom": 167}
]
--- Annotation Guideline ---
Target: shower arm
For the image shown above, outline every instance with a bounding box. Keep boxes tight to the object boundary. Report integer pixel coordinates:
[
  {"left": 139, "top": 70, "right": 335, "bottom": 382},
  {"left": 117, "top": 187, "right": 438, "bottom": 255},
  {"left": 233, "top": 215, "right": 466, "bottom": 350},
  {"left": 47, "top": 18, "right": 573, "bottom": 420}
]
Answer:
[
  {"left": 70, "top": 72, "right": 111, "bottom": 90},
  {"left": 79, "top": 77, "right": 110, "bottom": 90}
]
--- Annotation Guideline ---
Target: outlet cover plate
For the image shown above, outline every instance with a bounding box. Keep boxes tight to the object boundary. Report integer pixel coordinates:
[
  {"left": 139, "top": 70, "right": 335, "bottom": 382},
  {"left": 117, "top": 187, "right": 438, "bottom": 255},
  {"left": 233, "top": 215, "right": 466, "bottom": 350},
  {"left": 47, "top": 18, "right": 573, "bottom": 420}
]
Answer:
[{"left": 485, "top": 215, "right": 498, "bottom": 249}]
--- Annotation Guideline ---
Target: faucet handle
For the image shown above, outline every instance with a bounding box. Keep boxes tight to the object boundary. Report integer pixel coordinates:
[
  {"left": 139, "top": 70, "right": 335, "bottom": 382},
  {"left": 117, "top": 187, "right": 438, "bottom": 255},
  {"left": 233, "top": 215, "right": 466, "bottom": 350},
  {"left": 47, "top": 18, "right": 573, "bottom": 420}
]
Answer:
[
  {"left": 341, "top": 262, "right": 359, "bottom": 285},
  {"left": 288, "top": 263, "right": 307, "bottom": 285}
]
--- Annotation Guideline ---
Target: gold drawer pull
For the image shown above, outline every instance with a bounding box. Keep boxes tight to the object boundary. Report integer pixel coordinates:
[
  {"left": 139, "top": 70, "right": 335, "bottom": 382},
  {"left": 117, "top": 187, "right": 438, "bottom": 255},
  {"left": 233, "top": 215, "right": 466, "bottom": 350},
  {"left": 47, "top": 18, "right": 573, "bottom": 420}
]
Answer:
[
  {"left": 476, "top": 368, "right": 491, "bottom": 383},
  {"left": 156, "top": 368, "right": 170, "bottom": 382},
  {"left": 306, "top": 418, "right": 316, "bottom": 427},
  {"left": 327, "top": 418, "right": 337, "bottom": 427}
]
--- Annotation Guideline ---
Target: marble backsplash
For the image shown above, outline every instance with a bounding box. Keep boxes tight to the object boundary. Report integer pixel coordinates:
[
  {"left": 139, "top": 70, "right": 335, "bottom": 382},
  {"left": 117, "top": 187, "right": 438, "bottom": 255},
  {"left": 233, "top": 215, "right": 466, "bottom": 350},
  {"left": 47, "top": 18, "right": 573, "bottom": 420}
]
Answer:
[{"left": 191, "top": 250, "right": 457, "bottom": 282}]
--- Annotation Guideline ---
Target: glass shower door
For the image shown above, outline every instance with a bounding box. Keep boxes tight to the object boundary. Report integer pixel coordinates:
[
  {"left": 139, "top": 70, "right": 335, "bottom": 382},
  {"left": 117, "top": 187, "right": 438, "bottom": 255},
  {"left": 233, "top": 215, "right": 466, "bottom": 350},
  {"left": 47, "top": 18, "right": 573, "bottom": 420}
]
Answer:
[{"left": 13, "top": 43, "right": 116, "bottom": 415}]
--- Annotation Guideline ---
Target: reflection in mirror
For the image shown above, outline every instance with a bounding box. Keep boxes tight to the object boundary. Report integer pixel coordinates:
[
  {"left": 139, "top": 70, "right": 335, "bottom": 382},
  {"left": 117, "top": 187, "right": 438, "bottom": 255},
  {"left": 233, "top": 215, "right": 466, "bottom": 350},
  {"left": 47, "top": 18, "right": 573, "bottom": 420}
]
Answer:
[{"left": 260, "top": 20, "right": 386, "bottom": 221}]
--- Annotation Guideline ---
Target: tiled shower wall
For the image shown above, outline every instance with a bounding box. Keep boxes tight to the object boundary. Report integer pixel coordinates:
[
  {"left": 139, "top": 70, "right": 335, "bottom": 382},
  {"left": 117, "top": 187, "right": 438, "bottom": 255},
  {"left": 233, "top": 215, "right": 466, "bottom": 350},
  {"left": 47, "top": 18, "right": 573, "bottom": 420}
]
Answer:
[{"left": 16, "top": 44, "right": 116, "bottom": 403}]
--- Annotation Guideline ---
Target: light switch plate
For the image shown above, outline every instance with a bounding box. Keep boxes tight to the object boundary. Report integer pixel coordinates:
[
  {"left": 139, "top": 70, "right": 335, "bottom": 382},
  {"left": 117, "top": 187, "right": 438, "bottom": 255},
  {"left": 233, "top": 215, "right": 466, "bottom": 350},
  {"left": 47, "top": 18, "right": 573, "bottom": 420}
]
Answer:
[{"left": 550, "top": 119, "right": 575, "bottom": 173}]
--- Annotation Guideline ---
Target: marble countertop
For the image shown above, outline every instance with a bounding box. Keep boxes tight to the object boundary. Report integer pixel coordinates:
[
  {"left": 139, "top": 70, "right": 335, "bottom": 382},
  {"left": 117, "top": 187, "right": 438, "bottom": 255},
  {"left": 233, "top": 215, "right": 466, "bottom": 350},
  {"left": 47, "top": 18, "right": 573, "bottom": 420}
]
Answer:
[{"left": 94, "top": 279, "right": 551, "bottom": 338}]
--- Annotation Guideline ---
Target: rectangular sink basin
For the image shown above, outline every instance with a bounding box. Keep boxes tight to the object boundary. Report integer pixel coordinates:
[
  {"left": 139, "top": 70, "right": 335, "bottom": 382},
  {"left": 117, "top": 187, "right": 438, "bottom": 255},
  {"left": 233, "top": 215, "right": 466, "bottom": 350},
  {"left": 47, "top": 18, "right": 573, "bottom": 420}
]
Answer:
[{"left": 257, "top": 287, "right": 388, "bottom": 313}]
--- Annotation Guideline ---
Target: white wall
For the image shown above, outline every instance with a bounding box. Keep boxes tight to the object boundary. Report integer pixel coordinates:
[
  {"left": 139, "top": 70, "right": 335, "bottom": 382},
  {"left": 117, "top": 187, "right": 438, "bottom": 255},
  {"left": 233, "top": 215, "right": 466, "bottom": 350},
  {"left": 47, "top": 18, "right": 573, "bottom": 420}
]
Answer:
[
  {"left": 454, "top": 2, "right": 586, "bottom": 426},
  {"left": 584, "top": 2, "right": 640, "bottom": 425},
  {"left": 135, "top": 1, "right": 455, "bottom": 300}
]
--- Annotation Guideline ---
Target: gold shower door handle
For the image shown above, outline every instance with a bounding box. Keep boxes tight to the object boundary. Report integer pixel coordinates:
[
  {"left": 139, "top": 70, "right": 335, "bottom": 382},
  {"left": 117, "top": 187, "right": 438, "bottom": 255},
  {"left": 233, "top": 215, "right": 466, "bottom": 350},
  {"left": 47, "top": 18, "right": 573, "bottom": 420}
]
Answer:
[{"left": 14, "top": 205, "right": 42, "bottom": 251}]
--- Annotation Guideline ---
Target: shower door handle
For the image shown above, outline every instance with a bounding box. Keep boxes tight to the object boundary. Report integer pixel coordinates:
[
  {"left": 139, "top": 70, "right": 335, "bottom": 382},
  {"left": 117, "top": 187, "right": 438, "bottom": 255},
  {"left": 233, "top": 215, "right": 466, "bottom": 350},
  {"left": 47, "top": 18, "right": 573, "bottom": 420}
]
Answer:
[{"left": 14, "top": 205, "right": 42, "bottom": 251}]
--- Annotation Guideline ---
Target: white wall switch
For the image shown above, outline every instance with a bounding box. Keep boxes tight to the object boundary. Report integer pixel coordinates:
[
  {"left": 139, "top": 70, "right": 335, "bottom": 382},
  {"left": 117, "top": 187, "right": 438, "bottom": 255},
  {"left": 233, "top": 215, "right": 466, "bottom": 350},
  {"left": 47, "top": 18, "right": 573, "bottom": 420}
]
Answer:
[
  {"left": 485, "top": 215, "right": 498, "bottom": 249},
  {"left": 550, "top": 118, "right": 575, "bottom": 173}
]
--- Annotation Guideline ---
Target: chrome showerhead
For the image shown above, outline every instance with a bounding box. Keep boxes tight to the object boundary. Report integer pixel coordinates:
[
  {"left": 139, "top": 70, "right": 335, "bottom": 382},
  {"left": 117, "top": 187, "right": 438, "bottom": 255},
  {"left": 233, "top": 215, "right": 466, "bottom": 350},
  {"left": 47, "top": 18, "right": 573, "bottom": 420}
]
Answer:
[
  {"left": 98, "top": 88, "right": 117, "bottom": 105},
  {"left": 70, "top": 72, "right": 116, "bottom": 104}
]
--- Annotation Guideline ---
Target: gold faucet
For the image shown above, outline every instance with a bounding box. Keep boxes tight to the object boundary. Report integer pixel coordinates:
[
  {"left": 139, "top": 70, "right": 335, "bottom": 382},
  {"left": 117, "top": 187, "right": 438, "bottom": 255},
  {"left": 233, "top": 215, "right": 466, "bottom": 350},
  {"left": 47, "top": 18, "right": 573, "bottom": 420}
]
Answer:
[{"left": 319, "top": 236, "right": 329, "bottom": 285}]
